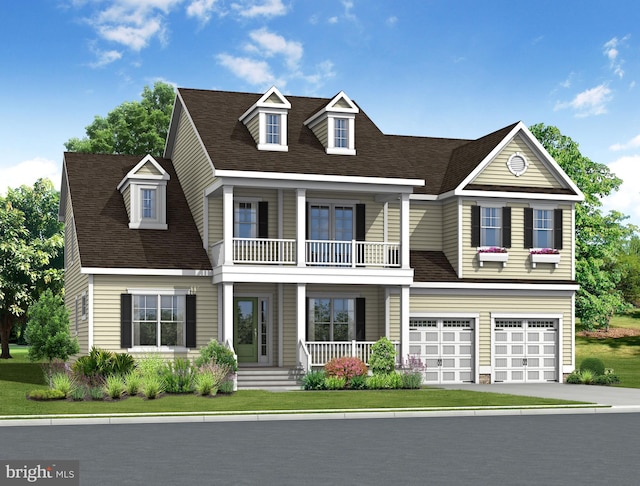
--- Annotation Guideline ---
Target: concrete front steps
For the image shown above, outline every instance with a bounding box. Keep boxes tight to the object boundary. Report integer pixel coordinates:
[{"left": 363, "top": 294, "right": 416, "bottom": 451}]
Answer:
[{"left": 237, "top": 367, "right": 304, "bottom": 391}]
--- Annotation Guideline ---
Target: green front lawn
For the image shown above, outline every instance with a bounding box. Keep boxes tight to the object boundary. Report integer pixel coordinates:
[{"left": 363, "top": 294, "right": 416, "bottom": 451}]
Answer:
[{"left": 0, "top": 345, "right": 582, "bottom": 417}]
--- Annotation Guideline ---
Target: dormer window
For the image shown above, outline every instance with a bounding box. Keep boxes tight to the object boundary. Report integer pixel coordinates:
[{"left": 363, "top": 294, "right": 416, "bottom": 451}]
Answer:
[
  {"left": 304, "top": 91, "right": 359, "bottom": 156},
  {"left": 239, "top": 86, "right": 290, "bottom": 152},
  {"left": 117, "top": 155, "right": 169, "bottom": 230}
]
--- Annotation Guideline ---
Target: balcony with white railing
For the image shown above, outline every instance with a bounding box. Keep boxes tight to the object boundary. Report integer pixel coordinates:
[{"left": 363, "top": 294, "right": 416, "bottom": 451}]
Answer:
[
  {"left": 306, "top": 340, "right": 401, "bottom": 367},
  {"left": 233, "top": 238, "right": 297, "bottom": 264}
]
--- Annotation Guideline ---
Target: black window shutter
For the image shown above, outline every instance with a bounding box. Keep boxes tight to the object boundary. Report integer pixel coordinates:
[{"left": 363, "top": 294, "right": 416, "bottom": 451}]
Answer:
[
  {"left": 524, "top": 208, "right": 533, "bottom": 248},
  {"left": 258, "top": 201, "right": 268, "bottom": 238},
  {"left": 120, "top": 294, "right": 132, "bottom": 349},
  {"left": 554, "top": 208, "right": 563, "bottom": 250},
  {"left": 502, "top": 207, "right": 511, "bottom": 248},
  {"left": 471, "top": 205, "right": 480, "bottom": 247},
  {"left": 186, "top": 295, "right": 196, "bottom": 348},
  {"left": 355, "top": 298, "right": 366, "bottom": 341},
  {"left": 355, "top": 204, "right": 366, "bottom": 241}
]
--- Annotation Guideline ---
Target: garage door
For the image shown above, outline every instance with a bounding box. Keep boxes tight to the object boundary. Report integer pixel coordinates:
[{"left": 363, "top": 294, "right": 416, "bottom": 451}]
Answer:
[
  {"left": 494, "top": 319, "right": 558, "bottom": 383},
  {"left": 409, "top": 318, "right": 475, "bottom": 384}
]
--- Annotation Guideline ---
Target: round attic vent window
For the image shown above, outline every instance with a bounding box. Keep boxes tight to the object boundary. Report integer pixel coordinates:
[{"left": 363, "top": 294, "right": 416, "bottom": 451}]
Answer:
[{"left": 507, "top": 152, "right": 528, "bottom": 177}]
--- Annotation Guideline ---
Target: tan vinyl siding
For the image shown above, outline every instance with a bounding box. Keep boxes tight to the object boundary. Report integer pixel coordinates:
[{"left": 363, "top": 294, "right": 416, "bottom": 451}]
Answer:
[
  {"left": 247, "top": 114, "right": 259, "bottom": 144},
  {"left": 388, "top": 293, "right": 400, "bottom": 341},
  {"left": 410, "top": 293, "right": 573, "bottom": 367},
  {"left": 91, "top": 275, "right": 217, "bottom": 357},
  {"left": 63, "top": 190, "right": 89, "bottom": 354},
  {"left": 410, "top": 201, "right": 442, "bottom": 250},
  {"left": 310, "top": 118, "right": 328, "bottom": 148},
  {"left": 387, "top": 202, "right": 400, "bottom": 243},
  {"left": 208, "top": 196, "right": 222, "bottom": 245},
  {"left": 282, "top": 190, "right": 296, "bottom": 240},
  {"left": 282, "top": 284, "right": 297, "bottom": 366},
  {"left": 136, "top": 161, "right": 162, "bottom": 176},
  {"left": 473, "top": 135, "right": 563, "bottom": 189},
  {"left": 171, "top": 107, "right": 214, "bottom": 240},
  {"left": 462, "top": 201, "right": 573, "bottom": 280},
  {"left": 442, "top": 199, "right": 459, "bottom": 273},
  {"left": 122, "top": 186, "right": 131, "bottom": 221}
]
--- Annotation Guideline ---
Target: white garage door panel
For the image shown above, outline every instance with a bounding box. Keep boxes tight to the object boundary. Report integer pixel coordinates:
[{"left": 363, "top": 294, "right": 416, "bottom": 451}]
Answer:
[
  {"left": 409, "top": 319, "right": 475, "bottom": 384},
  {"left": 494, "top": 319, "right": 558, "bottom": 383}
]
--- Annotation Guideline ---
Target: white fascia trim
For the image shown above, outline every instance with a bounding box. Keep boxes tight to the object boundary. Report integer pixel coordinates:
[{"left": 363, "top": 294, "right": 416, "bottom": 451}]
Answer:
[
  {"left": 409, "top": 194, "right": 439, "bottom": 201},
  {"left": 327, "top": 147, "right": 357, "bottom": 156},
  {"left": 81, "top": 267, "right": 213, "bottom": 277},
  {"left": 213, "top": 169, "right": 424, "bottom": 188},
  {"left": 116, "top": 155, "right": 169, "bottom": 191},
  {"left": 410, "top": 282, "right": 580, "bottom": 291},
  {"left": 239, "top": 86, "right": 291, "bottom": 122},
  {"left": 127, "top": 288, "right": 191, "bottom": 295},
  {"left": 456, "top": 189, "right": 583, "bottom": 202},
  {"left": 257, "top": 143, "right": 289, "bottom": 152}
]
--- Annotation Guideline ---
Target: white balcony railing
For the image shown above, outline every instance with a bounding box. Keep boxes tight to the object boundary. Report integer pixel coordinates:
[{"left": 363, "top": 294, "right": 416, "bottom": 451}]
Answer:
[
  {"left": 306, "top": 340, "right": 401, "bottom": 367},
  {"left": 233, "top": 238, "right": 296, "bottom": 264}
]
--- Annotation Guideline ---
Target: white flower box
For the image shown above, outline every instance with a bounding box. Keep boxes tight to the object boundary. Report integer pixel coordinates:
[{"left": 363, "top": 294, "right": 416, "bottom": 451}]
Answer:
[
  {"left": 530, "top": 253, "right": 561, "bottom": 268},
  {"left": 477, "top": 252, "right": 508, "bottom": 267}
]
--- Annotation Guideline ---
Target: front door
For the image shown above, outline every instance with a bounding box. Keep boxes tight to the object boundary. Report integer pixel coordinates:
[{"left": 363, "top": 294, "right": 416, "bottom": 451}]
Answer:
[{"left": 234, "top": 298, "right": 258, "bottom": 363}]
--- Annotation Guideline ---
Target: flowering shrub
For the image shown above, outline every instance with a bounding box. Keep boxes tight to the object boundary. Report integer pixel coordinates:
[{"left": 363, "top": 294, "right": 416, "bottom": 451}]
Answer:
[
  {"left": 324, "top": 357, "right": 368, "bottom": 385},
  {"left": 478, "top": 247, "right": 507, "bottom": 253},
  {"left": 530, "top": 248, "right": 560, "bottom": 254}
]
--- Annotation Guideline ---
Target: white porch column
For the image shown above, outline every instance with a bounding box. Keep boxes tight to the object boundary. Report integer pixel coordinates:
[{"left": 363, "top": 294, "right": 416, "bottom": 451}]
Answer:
[
  {"left": 400, "top": 285, "right": 410, "bottom": 364},
  {"left": 400, "top": 192, "right": 410, "bottom": 269},
  {"left": 223, "top": 185, "right": 234, "bottom": 265},
  {"left": 223, "top": 282, "right": 234, "bottom": 346},
  {"left": 296, "top": 188, "right": 306, "bottom": 267},
  {"left": 296, "top": 283, "right": 306, "bottom": 365}
]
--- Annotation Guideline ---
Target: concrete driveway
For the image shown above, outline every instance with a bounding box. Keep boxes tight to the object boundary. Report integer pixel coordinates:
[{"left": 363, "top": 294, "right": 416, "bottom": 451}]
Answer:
[{"left": 440, "top": 383, "right": 640, "bottom": 408}]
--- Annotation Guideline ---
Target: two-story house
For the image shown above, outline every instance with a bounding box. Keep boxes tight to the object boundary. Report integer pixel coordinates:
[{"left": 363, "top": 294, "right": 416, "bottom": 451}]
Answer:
[{"left": 59, "top": 86, "right": 583, "bottom": 387}]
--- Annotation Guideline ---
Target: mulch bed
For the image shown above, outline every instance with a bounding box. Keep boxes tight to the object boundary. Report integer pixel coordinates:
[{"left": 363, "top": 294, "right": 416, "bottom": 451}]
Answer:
[{"left": 577, "top": 327, "right": 640, "bottom": 339}]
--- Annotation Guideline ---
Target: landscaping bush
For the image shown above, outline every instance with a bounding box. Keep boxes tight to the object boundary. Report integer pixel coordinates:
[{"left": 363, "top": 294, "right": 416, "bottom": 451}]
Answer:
[
  {"left": 593, "top": 373, "right": 621, "bottom": 385},
  {"left": 366, "top": 373, "right": 392, "bottom": 389},
  {"left": 369, "top": 337, "right": 397, "bottom": 375},
  {"left": 70, "top": 385, "right": 86, "bottom": 401},
  {"left": 89, "top": 386, "right": 105, "bottom": 401},
  {"left": 28, "top": 389, "right": 66, "bottom": 401},
  {"left": 104, "top": 375, "right": 125, "bottom": 399},
  {"left": 162, "top": 358, "right": 196, "bottom": 394},
  {"left": 324, "top": 356, "right": 368, "bottom": 385},
  {"left": 51, "top": 372, "right": 73, "bottom": 397},
  {"left": 195, "top": 340, "right": 238, "bottom": 373},
  {"left": 141, "top": 374, "right": 164, "bottom": 399},
  {"left": 194, "top": 371, "right": 217, "bottom": 396},
  {"left": 195, "top": 363, "right": 231, "bottom": 396},
  {"left": 580, "top": 357, "right": 605, "bottom": 376},
  {"left": 72, "top": 347, "right": 135, "bottom": 385},
  {"left": 301, "top": 370, "right": 326, "bottom": 390},
  {"left": 218, "top": 379, "right": 235, "bottom": 395},
  {"left": 348, "top": 374, "right": 367, "bottom": 390},
  {"left": 324, "top": 375, "right": 347, "bottom": 390},
  {"left": 136, "top": 354, "right": 165, "bottom": 378},
  {"left": 401, "top": 371, "right": 423, "bottom": 389},
  {"left": 124, "top": 371, "right": 141, "bottom": 396}
]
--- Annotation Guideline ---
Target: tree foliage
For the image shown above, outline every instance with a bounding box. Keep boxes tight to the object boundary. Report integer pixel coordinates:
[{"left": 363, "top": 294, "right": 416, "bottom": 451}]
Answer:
[
  {"left": 65, "top": 81, "right": 175, "bottom": 157},
  {"left": 616, "top": 235, "right": 640, "bottom": 307},
  {"left": 25, "top": 289, "right": 79, "bottom": 385},
  {"left": 0, "top": 179, "right": 63, "bottom": 358},
  {"left": 530, "top": 123, "right": 633, "bottom": 329}
]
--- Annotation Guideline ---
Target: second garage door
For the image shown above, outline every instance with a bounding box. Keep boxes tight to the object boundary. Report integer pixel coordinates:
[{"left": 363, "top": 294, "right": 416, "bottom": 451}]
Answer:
[{"left": 409, "top": 318, "right": 475, "bottom": 384}]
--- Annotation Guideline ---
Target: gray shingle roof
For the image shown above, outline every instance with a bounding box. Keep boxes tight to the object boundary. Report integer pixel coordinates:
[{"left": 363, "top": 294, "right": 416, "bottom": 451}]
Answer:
[{"left": 64, "top": 152, "right": 212, "bottom": 271}]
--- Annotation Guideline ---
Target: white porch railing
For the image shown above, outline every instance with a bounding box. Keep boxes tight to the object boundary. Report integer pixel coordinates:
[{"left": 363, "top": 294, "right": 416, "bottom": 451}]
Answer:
[
  {"left": 306, "top": 340, "right": 401, "bottom": 367},
  {"left": 306, "top": 240, "right": 400, "bottom": 267},
  {"left": 224, "top": 339, "right": 238, "bottom": 391},
  {"left": 298, "top": 339, "right": 311, "bottom": 372},
  {"left": 233, "top": 238, "right": 296, "bottom": 264}
]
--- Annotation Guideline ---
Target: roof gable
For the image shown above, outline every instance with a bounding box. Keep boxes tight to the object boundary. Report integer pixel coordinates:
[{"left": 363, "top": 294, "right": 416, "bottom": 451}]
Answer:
[{"left": 116, "top": 154, "right": 169, "bottom": 191}]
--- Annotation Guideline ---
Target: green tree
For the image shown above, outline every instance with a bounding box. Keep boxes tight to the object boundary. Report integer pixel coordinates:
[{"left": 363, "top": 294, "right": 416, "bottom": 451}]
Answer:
[
  {"left": 65, "top": 81, "right": 175, "bottom": 157},
  {"left": 530, "top": 123, "right": 632, "bottom": 329},
  {"left": 0, "top": 179, "right": 63, "bottom": 359},
  {"left": 25, "top": 289, "right": 79, "bottom": 386},
  {"left": 616, "top": 235, "right": 640, "bottom": 307}
]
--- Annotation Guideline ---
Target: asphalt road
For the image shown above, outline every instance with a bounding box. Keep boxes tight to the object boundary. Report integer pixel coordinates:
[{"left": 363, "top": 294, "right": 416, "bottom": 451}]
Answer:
[{"left": 1, "top": 413, "right": 638, "bottom": 485}]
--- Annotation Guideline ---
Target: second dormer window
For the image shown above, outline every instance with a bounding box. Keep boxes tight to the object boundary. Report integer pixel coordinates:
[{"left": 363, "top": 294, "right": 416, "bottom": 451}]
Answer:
[
  {"left": 266, "top": 114, "right": 281, "bottom": 144},
  {"left": 142, "top": 189, "right": 156, "bottom": 219},
  {"left": 335, "top": 118, "right": 348, "bottom": 148}
]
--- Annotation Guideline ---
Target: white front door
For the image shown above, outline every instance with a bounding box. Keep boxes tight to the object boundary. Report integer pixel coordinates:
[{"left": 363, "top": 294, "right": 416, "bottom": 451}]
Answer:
[
  {"left": 409, "top": 318, "right": 475, "bottom": 384},
  {"left": 494, "top": 319, "right": 558, "bottom": 383}
]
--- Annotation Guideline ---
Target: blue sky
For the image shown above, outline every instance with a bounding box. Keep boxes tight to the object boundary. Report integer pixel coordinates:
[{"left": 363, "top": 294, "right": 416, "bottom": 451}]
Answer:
[{"left": 2, "top": 0, "right": 639, "bottom": 227}]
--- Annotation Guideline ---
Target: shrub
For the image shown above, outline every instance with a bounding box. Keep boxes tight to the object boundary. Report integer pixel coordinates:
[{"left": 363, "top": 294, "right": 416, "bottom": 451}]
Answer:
[
  {"left": 194, "top": 371, "right": 216, "bottom": 396},
  {"left": 195, "top": 363, "right": 230, "bottom": 396},
  {"left": 72, "top": 348, "right": 136, "bottom": 385},
  {"left": 566, "top": 371, "right": 581, "bottom": 384},
  {"left": 578, "top": 369, "right": 595, "bottom": 384},
  {"left": 70, "top": 385, "right": 86, "bottom": 401},
  {"left": 324, "top": 357, "right": 368, "bottom": 385},
  {"left": 141, "top": 374, "right": 164, "bottom": 399},
  {"left": 369, "top": 337, "right": 397, "bottom": 375},
  {"left": 593, "top": 373, "right": 621, "bottom": 385},
  {"left": 388, "top": 372, "right": 404, "bottom": 389},
  {"left": 124, "top": 371, "right": 142, "bottom": 396},
  {"left": 162, "top": 358, "right": 196, "bottom": 394},
  {"left": 104, "top": 375, "right": 125, "bottom": 399},
  {"left": 111, "top": 353, "right": 136, "bottom": 376},
  {"left": 136, "top": 354, "right": 166, "bottom": 378},
  {"left": 51, "top": 372, "right": 73, "bottom": 397},
  {"left": 89, "top": 386, "right": 104, "bottom": 401},
  {"left": 366, "top": 373, "right": 392, "bottom": 390},
  {"left": 195, "top": 340, "right": 238, "bottom": 372},
  {"left": 301, "top": 370, "right": 326, "bottom": 390},
  {"left": 580, "top": 358, "right": 605, "bottom": 376},
  {"left": 28, "top": 389, "right": 66, "bottom": 400},
  {"left": 324, "top": 375, "right": 347, "bottom": 390},
  {"left": 348, "top": 374, "right": 367, "bottom": 390},
  {"left": 401, "top": 371, "right": 423, "bottom": 389},
  {"left": 218, "top": 379, "right": 235, "bottom": 395}
]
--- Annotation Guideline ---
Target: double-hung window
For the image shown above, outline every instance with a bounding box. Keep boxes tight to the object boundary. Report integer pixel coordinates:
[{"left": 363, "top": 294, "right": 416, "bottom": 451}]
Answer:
[
  {"left": 480, "top": 207, "right": 502, "bottom": 247},
  {"left": 533, "top": 209, "right": 553, "bottom": 248},
  {"left": 334, "top": 118, "right": 348, "bottom": 148},
  {"left": 471, "top": 205, "right": 511, "bottom": 249},
  {"left": 308, "top": 297, "right": 355, "bottom": 341},
  {"left": 266, "top": 114, "right": 280, "bottom": 145},
  {"left": 141, "top": 188, "right": 156, "bottom": 220},
  {"left": 133, "top": 294, "right": 185, "bottom": 347},
  {"left": 234, "top": 202, "right": 257, "bottom": 238}
]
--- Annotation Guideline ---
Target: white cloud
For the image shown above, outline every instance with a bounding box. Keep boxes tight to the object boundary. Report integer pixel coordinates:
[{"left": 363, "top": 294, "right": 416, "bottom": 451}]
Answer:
[
  {"left": 610, "top": 134, "right": 640, "bottom": 152},
  {"left": 216, "top": 53, "right": 280, "bottom": 86},
  {"left": 186, "top": 0, "right": 220, "bottom": 23},
  {"left": 554, "top": 84, "right": 612, "bottom": 117},
  {"left": 89, "top": 48, "right": 122, "bottom": 68},
  {"left": 0, "top": 158, "right": 61, "bottom": 195},
  {"left": 603, "top": 35, "right": 629, "bottom": 78},
  {"left": 232, "top": 0, "right": 287, "bottom": 18},
  {"left": 386, "top": 16, "right": 398, "bottom": 27},
  {"left": 248, "top": 28, "right": 303, "bottom": 69},
  {"left": 601, "top": 155, "right": 640, "bottom": 226}
]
